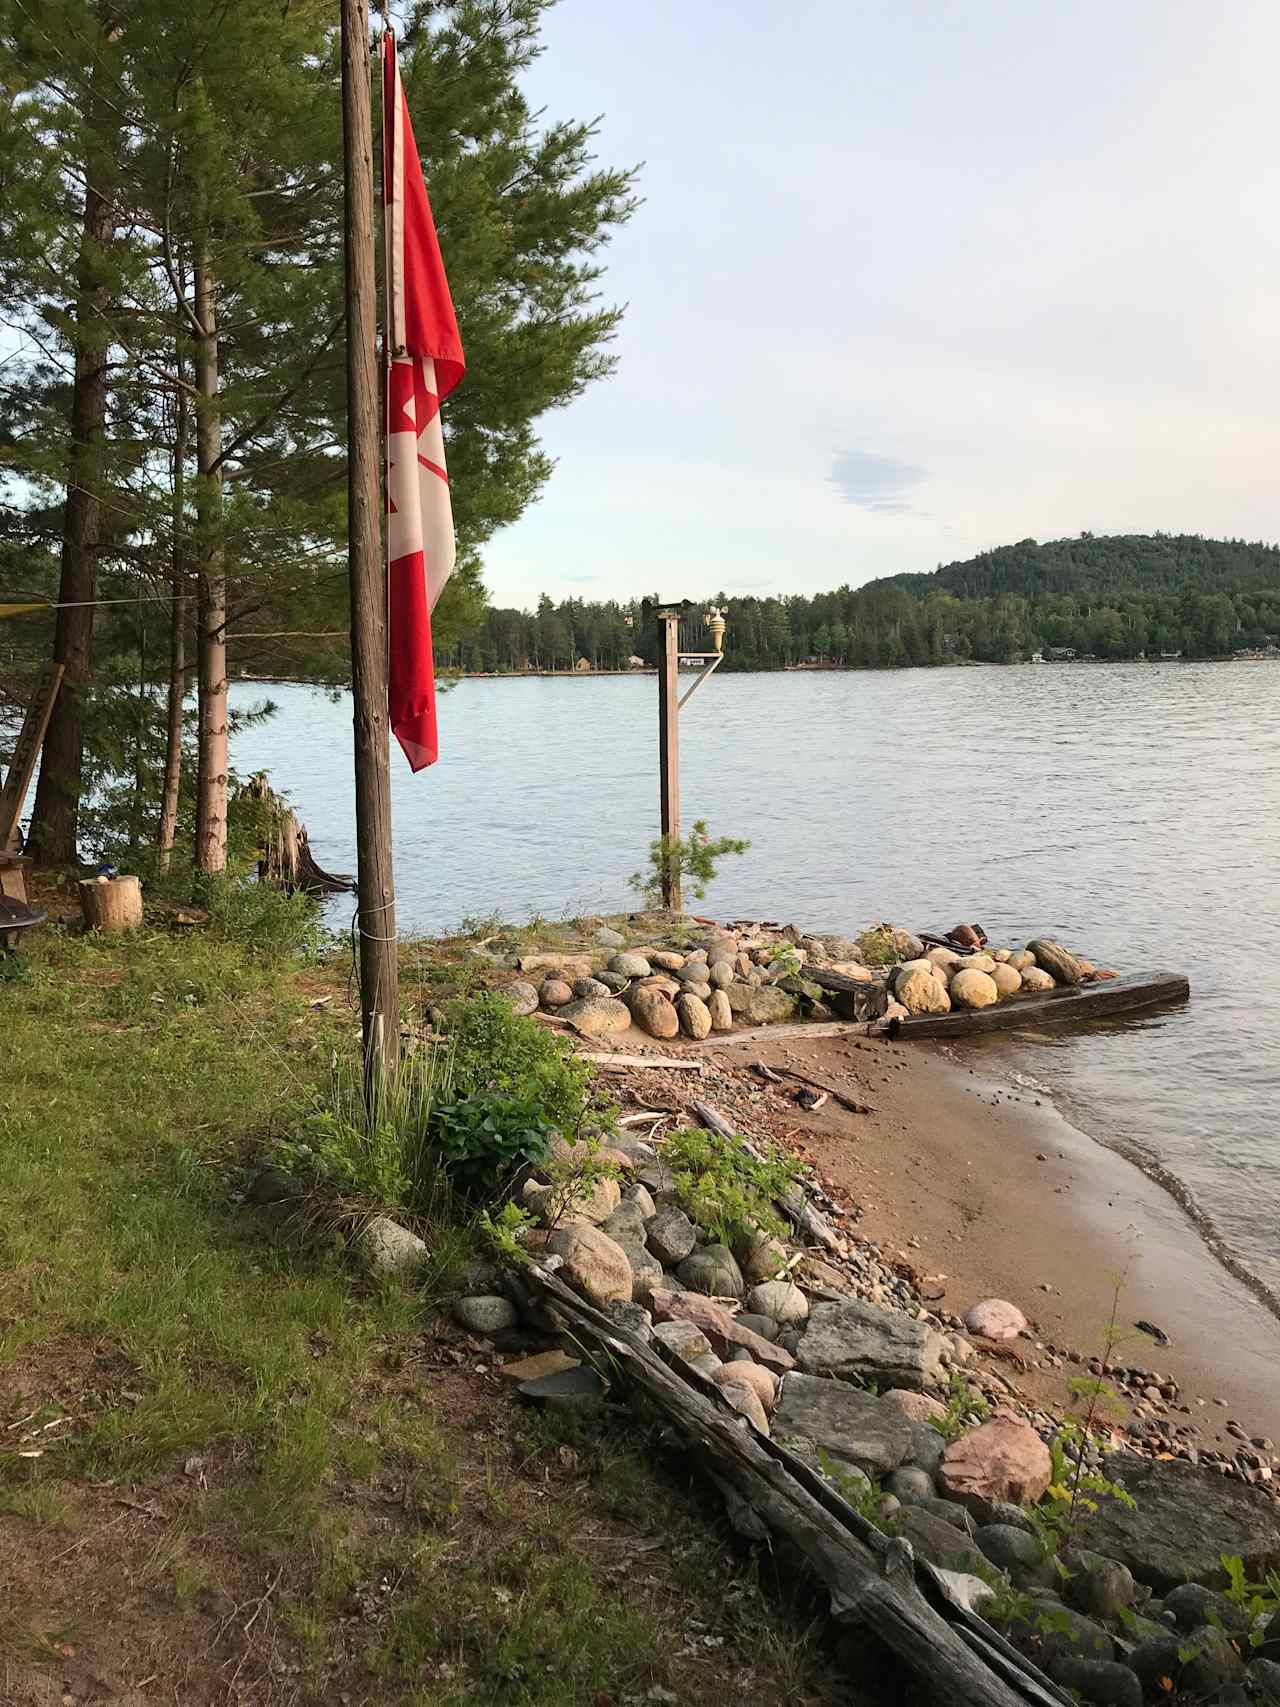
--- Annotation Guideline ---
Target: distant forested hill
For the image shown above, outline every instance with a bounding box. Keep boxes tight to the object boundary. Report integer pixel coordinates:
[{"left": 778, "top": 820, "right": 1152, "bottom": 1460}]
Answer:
[{"left": 448, "top": 534, "right": 1280, "bottom": 673}]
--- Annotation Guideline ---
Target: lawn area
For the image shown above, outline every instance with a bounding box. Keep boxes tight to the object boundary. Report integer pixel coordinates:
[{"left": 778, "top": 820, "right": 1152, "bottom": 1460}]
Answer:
[{"left": 0, "top": 910, "right": 842, "bottom": 1706}]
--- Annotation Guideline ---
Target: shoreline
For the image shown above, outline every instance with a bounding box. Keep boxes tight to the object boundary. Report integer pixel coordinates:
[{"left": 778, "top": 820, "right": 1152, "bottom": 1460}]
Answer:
[{"left": 748, "top": 1027, "right": 1280, "bottom": 1443}]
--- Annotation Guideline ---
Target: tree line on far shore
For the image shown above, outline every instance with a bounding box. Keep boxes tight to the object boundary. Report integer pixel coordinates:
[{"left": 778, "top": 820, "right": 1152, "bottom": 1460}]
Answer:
[{"left": 444, "top": 533, "right": 1280, "bottom": 674}]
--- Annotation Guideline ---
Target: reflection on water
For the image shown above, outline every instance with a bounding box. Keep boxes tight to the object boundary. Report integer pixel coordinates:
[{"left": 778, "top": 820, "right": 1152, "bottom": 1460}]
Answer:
[{"left": 230, "top": 660, "right": 1280, "bottom": 1296}]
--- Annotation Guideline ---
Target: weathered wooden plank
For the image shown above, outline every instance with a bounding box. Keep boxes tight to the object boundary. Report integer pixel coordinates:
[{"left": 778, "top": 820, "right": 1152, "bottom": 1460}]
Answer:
[
  {"left": 889, "top": 969, "right": 1190, "bottom": 1039},
  {"left": 526, "top": 1267, "right": 1064, "bottom": 1707}
]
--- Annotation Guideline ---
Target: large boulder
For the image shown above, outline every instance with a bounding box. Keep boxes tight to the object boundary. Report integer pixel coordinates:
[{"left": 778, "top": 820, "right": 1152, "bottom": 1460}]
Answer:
[
  {"left": 939, "top": 1417, "right": 1053, "bottom": 1509},
  {"left": 964, "top": 1298, "right": 1027, "bottom": 1341},
  {"left": 608, "top": 950, "right": 653, "bottom": 979},
  {"left": 614, "top": 1239, "right": 664, "bottom": 1304},
  {"left": 648, "top": 950, "right": 686, "bottom": 972},
  {"left": 524, "top": 1173, "right": 620, "bottom": 1228},
  {"left": 896, "top": 966, "right": 951, "bottom": 1016},
  {"left": 676, "top": 1243, "right": 745, "bottom": 1299},
  {"left": 556, "top": 996, "right": 632, "bottom": 1038},
  {"left": 798, "top": 1298, "right": 946, "bottom": 1391},
  {"left": 990, "top": 963, "right": 1022, "bottom": 997},
  {"left": 504, "top": 980, "right": 539, "bottom": 1017},
  {"left": 676, "top": 993, "right": 712, "bottom": 1039},
  {"left": 358, "top": 1214, "right": 428, "bottom": 1276},
  {"left": 645, "top": 1205, "right": 698, "bottom": 1265},
  {"left": 745, "top": 1280, "right": 809, "bottom": 1326},
  {"left": 950, "top": 968, "right": 999, "bottom": 1010},
  {"left": 539, "top": 978, "right": 573, "bottom": 1008},
  {"left": 546, "top": 1224, "right": 633, "bottom": 1307},
  {"left": 773, "top": 1372, "right": 914, "bottom": 1475},
  {"left": 724, "top": 983, "right": 796, "bottom": 1025},
  {"left": 1084, "top": 1452, "right": 1280, "bottom": 1590},
  {"left": 628, "top": 986, "right": 680, "bottom": 1039},
  {"left": 1027, "top": 939, "right": 1084, "bottom": 985},
  {"left": 707, "top": 989, "right": 734, "bottom": 1032},
  {"left": 648, "top": 1288, "right": 794, "bottom": 1373},
  {"left": 1020, "top": 964, "right": 1056, "bottom": 992}
]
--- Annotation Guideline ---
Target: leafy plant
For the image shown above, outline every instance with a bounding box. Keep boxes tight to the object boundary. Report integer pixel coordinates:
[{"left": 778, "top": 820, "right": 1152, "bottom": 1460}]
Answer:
[
  {"left": 662, "top": 1125, "right": 796, "bottom": 1248},
  {"left": 1219, "top": 1554, "right": 1280, "bottom": 1644},
  {"left": 854, "top": 926, "right": 904, "bottom": 968},
  {"left": 1026, "top": 1421, "right": 1136, "bottom": 1558},
  {"left": 431, "top": 1087, "right": 558, "bottom": 1201},
  {"left": 929, "top": 1371, "right": 991, "bottom": 1442},
  {"left": 816, "top": 1450, "right": 902, "bottom": 1533},
  {"left": 629, "top": 820, "right": 750, "bottom": 908},
  {"left": 480, "top": 1200, "right": 536, "bottom": 1268},
  {"left": 444, "top": 992, "right": 600, "bottom": 1137}
]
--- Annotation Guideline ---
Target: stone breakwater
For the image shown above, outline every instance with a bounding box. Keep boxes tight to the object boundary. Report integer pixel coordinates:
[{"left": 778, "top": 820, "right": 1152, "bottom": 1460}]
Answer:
[
  {"left": 442, "top": 1076, "right": 1280, "bottom": 1706},
  {"left": 492, "top": 918, "right": 1117, "bottom": 1041}
]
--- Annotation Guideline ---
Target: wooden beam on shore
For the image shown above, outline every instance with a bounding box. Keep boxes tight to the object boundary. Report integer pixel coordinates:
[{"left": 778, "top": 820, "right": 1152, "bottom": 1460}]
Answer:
[
  {"left": 526, "top": 1266, "right": 1066, "bottom": 1707},
  {"left": 578, "top": 1052, "right": 705, "bottom": 1072}
]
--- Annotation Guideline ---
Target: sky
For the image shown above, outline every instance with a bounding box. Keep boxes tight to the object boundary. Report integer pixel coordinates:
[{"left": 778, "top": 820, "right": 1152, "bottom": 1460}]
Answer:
[{"left": 478, "top": 0, "right": 1280, "bottom": 609}]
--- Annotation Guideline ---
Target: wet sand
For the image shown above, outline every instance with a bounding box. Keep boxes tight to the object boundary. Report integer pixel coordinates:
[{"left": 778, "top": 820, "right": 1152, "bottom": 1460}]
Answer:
[{"left": 708, "top": 1028, "right": 1280, "bottom": 1445}]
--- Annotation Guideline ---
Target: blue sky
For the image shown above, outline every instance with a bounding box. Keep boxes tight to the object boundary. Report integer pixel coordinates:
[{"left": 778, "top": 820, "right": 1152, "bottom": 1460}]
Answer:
[{"left": 478, "top": 0, "right": 1280, "bottom": 608}]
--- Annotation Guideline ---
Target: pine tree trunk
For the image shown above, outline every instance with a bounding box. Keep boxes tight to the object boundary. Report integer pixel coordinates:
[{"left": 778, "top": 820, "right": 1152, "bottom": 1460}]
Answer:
[
  {"left": 194, "top": 249, "right": 227, "bottom": 875},
  {"left": 157, "top": 350, "right": 188, "bottom": 873},
  {"left": 27, "top": 26, "right": 119, "bottom": 866}
]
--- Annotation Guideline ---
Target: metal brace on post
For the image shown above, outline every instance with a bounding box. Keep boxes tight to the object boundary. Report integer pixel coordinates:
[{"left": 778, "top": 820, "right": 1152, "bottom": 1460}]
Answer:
[{"left": 644, "top": 599, "right": 727, "bottom": 913}]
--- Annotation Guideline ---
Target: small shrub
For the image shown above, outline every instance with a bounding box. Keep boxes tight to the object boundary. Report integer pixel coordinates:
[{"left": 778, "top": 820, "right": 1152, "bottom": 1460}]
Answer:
[
  {"left": 629, "top": 820, "right": 750, "bottom": 908},
  {"left": 431, "top": 1087, "right": 558, "bottom": 1201},
  {"left": 444, "top": 992, "right": 600, "bottom": 1135},
  {"left": 855, "top": 926, "right": 902, "bottom": 968},
  {"left": 197, "top": 874, "right": 327, "bottom": 965},
  {"left": 1026, "top": 1423, "right": 1136, "bottom": 1556},
  {"left": 929, "top": 1371, "right": 991, "bottom": 1442},
  {"left": 662, "top": 1125, "right": 796, "bottom": 1248}
]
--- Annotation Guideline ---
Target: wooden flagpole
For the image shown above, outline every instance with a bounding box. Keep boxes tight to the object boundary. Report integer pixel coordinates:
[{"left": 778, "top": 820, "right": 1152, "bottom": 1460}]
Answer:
[{"left": 342, "top": 0, "right": 399, "bottom": 1081}]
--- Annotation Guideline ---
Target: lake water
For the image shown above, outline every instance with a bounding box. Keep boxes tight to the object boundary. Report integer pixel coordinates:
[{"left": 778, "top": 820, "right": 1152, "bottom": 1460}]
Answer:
[{"left": 230, "top": 663, "right": 1280, "bottom": 1307}]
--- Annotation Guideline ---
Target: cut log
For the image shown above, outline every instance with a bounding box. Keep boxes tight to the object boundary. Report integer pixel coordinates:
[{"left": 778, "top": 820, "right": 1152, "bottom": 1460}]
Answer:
[
  {"left": 888, "top": 969, "right": 1189, "bottom": 1039},
  {"left": 78, "top": 875, "right": 143, "bottom": 933},
  {"left": 804, "top": 966, "right": 890, "bottom": 1023},
  {"left": 526, "top": 1266, "right": 1063, "bottom": 1707}
]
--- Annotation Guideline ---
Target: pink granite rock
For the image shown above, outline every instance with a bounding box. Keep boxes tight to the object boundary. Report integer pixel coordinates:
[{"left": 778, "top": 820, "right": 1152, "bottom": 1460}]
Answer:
[
  {"left": 963, "top": 1298, "right": 1027, "bottom": 1341},
  {"left": 940, "top": 1417, "right": 1053, "bottom": 1509}
]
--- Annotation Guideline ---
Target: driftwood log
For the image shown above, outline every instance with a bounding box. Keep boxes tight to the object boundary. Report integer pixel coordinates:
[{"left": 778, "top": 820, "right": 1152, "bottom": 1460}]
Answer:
[
  {"left": 78, "top": 874, "right": 143, "bottom": 933},
  {"left": 527, "top": 1267, "right": 1067, "bottom": 1707}
]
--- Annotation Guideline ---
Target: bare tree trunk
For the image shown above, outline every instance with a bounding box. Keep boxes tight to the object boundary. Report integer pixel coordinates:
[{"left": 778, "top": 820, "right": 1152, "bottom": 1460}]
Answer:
[
  {"left": 157, "top": 349, "right": 188, "bottom": 873},
  {"left": 28, "top": 18, "right": 119, "bottom": 866},
  {"left": 194, "top": 248, "right": 227, "bottom": 875}
]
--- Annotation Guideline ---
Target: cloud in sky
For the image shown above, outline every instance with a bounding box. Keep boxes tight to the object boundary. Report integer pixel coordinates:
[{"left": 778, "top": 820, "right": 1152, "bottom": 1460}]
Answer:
[
  {"left": 475, "top": 0, "right": 1280, "bottom": 610},
  {"left": 829, "top": 449, "right": 927, "bottom": 515}
]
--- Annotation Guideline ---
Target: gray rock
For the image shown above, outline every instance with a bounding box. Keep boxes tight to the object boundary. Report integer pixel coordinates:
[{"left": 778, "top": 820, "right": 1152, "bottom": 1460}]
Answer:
[
  {"left": 601, "top": 1202, "right": 649, "bottom": 1246},
  {"left": 905, "top": 1423, "right": 946, "bottom": 1478},
  {"left": 1013, "top": 1599, "right": 1114, "bottom": 1666},
  {"left": 622, "top": 1181, "right": 657, "bottom": 1219},
  {"left": 798, "top": 1298, "right": 946, "bottom": 1392},
  {"left": 898, "top": 1506, "right": 988, "bottom": 1577},
  {"left": 707, "top": 988, "right": 734, "bottom": 1032},
  {"left": 572, "top": 976, "right": 612, "bottom": 999},
  {"left": 724, "top": 983, "right": 796, "bottom": 1025},
  {"left": 1162, "top": 1580, "right": 1249, "bottom": 1634},
  {"left": 965, "top": 1497, "right": 1034, "bottom": 1533},
  {"left": 1028, "top": 938, "right": 1084, "bottom": 985},
  {"left": 598, "top": 970, "right": 630, "bottom": 992},
  {"left": 677, "top": 1243, "right": 745, "bottom": 1299},
  {"left": 613, "top": 1240, "right": 664, "bottom": 1304},
  {"left": 886, "top": 1466, "right": 936, "bottom": 1505},
  {"left": 1047, "top": 1658, "right": 1141, "bottom": 1707},
  {"left": 518, "top": 1366, "right": 606, "bottom": 1409},
  {"left": 555, "top": 995, "right": 632, "bottom": 1038},
  {"left": 1181, "top": 1624, "right": 1245, "bottom": 1695},
  {"left": 652, "top": 1320, "right": 713, "bottom": 1362},
  {"left": 1085, "top": 1452, "right": 1280, "bottom": 1590},
  {"left": 745, "top": 1280, "right": 809, "bottom": 1325},
  {"left": 772, "top": 1372, "right": 913, "bottom": 1475},
  {"left": 1247, "top": 1657, "right": 1280, "bottom": 1700},
  {"left": 539, "top": 978, "right": 574, "bottom": 1008},
  {"left": 1062, "top": 1551, "right": 1136, "bottom": 1622},
  {"left": 634, "top": 1160, "right": 676, "bottom": 1200},
  {"left": 977, "top": 1524, "right": 1055, "bottom": 1589},
  {"left": 708, "top": 960, "right": 735, "bottom": 989},
  {"left": 913, "top": 1496, "right": 977, "bottom": 1534},
  {"left": 595, "top": 926, "right": 626, "bottom": 948},
  {"left": 676, "top": 993, "right": 712, "bottom": 1039},
  {"left": 452, "top": 1294, "right": 519, "bottom": 1334},
  {"left": 688, "top": 1352, "right": 722, "bottom": 1379},
  {"left": 645, "top": 1205, "right": 697, "bottom": 1265},
  {"left": 505, "top": 979, "right": 540, "bottom": 1016},
  {"left": 358, "top": 1214, "right": 428, "bottom": 1276},
  {"left": 608, "top": 951, "right": 652, "bottom": 978},
  {"left": 735, "top": 1312, "right": 779, "bottom": 1343},
  {"left": 1128, "top": 1633, "right": 1184, "bottom": 1696},
  {"left": 604, "top": 1300, "right": 652, "bottom": 1340}
]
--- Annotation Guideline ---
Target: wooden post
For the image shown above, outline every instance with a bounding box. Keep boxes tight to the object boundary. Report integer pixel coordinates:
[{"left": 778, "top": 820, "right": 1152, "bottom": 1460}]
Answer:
[
  {"left": 342, "top": 0, "right": 400, "bottom": 1081},
  {"left": 0, "top": 664, "right": 65, "bottom": 852},
  {"left": 658, "top": 611, "right": 681, "bottom": 911}
]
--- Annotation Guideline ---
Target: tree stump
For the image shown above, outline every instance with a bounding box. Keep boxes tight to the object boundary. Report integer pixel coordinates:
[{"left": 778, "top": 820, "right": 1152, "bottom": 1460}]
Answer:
[{"left": 78, "top": 875, "right": 143, "bottom": 933}]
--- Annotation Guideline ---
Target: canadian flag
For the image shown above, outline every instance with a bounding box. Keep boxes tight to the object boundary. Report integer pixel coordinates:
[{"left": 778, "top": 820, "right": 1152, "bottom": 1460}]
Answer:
[{"left": 382, "top": 31, "right": 464, "bottom": 771}]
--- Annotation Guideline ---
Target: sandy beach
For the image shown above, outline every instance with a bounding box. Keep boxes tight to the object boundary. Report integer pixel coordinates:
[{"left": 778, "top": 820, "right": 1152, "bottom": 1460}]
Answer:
[{"left": 699, "top": 1026, "right": 1280, "bottom": 1445}]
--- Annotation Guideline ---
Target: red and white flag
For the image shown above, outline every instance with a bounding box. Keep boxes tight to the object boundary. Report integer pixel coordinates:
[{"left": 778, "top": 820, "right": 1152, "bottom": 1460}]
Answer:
[{"left": 382, "top": 31, "right": 464, "bottom": 771}]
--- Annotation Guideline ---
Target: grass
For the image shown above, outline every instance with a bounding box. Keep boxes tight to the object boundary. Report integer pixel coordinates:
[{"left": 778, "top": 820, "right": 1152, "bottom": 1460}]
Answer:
[{"left": 0, "top": 908, "right": 845, "bottom": 1706}]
